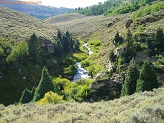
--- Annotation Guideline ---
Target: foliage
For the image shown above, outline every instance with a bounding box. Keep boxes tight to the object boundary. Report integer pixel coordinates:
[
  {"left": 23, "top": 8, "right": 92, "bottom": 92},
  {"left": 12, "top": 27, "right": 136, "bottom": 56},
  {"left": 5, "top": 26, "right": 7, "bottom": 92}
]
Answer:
[
  {"left": 154, "top": 28, "right": 164, "bottom": 52},
  {"left": 74, "top": 0, "right": 158, "bottom": 16},
  {"left": 64, "top": 79, "right": 94, "bottom": 102},
  {"left": 6, "top": 41, "right": 29, "bottom": 63},
  {"left": 131, "top": 2, "right": 164, "bottom": 20},
  {"left": 37, "top": 91, "right": 63, "bottom": 105},
  {"left": 136, "top": 25, "right": 145, "bottom": 33},
  {"left": 125, "top": 30, "right": 136, "bottom": 63},
  {"left": 121, "top": 58, "right": 139, "bottom": 96},
  {"left": 81, "top": 60, "right": 90, "bottom": 67},
  {"left": 136, "top": 61, "right": 159, "bottom": 92},
  {"left": 19, "top": 88, "right": 33, "bottom": 104},
  {"left": 53, "top": 77, "right": 71, "bottom": 92},
  {"left": 113, "top": 32, "right": 123, "bottom": 46},
  {"left": 118, "top": 30, "right": 136, "bottom": 64},
  {"left": 33, "top": 67, "right": 59, "bottom": 101},
  {"left": 55, "top": 31, "right": 80, "bottom": 57},
  {"left": 27, "top": 33, "right": 39, "bottom": 63}
]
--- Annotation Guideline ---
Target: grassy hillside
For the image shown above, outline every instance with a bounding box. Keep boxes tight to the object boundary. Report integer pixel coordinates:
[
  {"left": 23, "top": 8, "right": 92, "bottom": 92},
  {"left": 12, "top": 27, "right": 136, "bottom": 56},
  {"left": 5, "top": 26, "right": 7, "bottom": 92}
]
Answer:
[
  {"left": 0, "top": 87, "right": 163, "bottom": 123},
  {"left": 45, "top": 13, "right": 129, "bottom": 40},
  {"left": 0, "top": 6, "right": 59, "bottom": 41},
  {"left": 1, "top": 3, "right": 72, "bottom": 20}
]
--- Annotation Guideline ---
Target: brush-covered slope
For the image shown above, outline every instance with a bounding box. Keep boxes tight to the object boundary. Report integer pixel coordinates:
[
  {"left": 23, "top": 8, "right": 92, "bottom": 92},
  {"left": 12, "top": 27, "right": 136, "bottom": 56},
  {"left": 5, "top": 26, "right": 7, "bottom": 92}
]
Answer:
[
  {"left": 0, "top": 6, "right": 59, "bottom": 41},
  {"left": 1, "top": 3, "right": 72, "bottom": 20},
  {"left": 45, "top": 13, "right": 123, "bottom": 39},
  {"left": 0, "top": 87, "right": 163, "bottom": 123}
]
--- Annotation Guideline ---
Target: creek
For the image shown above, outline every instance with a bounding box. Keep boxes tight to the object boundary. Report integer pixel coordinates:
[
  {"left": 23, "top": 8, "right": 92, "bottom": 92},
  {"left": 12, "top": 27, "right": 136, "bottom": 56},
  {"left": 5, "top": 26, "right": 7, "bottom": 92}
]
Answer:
[{"left": 72, "top": 43, "right": 93, "bottom": 81}]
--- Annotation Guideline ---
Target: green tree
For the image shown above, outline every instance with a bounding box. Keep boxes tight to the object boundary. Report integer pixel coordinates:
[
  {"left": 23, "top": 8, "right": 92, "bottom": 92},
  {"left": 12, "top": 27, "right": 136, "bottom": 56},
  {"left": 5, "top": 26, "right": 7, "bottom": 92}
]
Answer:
[
  {"left": 55, "top": 39, "right": 64, "bottom": 57},
  {"left": 136, "top": 61, "right": 158, "bottom": 92},
  {"left": 121, "top": 58, "right": 139, "bottom": 96},
  {"left": 19, "top": 88, "right": 33, "bottom": 104},
  {"left": 6, "top": 41, "right": 29, "bottom": 63},
  {"left": 33, "top": 67, "right": 59, "bottom": 101},
  {"left": 62, "top": 36, "right": 71, "bottom": 53},
  {"left": 114, "top": 32, "right": 123, "bottom": 46},
  {"left": 0, "top": 46, "right": 4, "bottom": 63},
  {"left": 125, "top": 29, "right": 136, "bottom": 63},
  {"left": 154, "top": 28, "right": 164, "bottom": 52},
  {"left": 57, "top": 30, "right": 62, "bottom": 41},
  {"left": 27, "top": 33, "right": 39, "bottom": 62}
]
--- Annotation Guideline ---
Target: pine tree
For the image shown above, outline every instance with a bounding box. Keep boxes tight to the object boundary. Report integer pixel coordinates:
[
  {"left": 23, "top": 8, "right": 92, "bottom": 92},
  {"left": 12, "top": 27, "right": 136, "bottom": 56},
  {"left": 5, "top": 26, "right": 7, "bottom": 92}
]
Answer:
[
  {"left": 155, "top": 28, "right": 164, "bottom": 52},
  {"left": 55, "top": 39, "right": 64, "bottom": 57},
  {"left": 19, "top": 88, "right": 33, "bottom": 104},
  {"left": 33, "top": 67, "right": 58, "bottom": 101},
  {"left": 114, "top": 32, "right": 123, "bottom": 46},
  {"left": 125, "top": 29, "right": 136, "bottom": 63},
  {"left": 136, "top": 61, "right": 159, "bottom": 92},
  {"left": 27, "top": 33, "right": 39, "bottom": 62},
  {"left": 57, "top": 30, "right": 62, "bottom": 41},
  {"left": 121, "top": 58, "right": 139, "bottom": 96}
]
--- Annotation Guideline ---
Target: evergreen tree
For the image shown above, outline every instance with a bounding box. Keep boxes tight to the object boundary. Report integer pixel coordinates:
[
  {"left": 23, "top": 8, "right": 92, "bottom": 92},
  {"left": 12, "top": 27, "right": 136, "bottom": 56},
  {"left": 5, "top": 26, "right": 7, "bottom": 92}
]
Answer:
[
  {"left": 19, "top": 88, "right": 33, "bottom": 104},
  {"left": 55, "top": 39, "right": 64, "bottom": 57},
  {"left": 33, "top": 67, "right": 58, "bottom": 101},
  {"left": 155, "top": 28, "right": 164, "bottom": 52},
  {"left": 57, "top": 30, "right": 62, "bottom": 41},
  {"left": 136, "top": 61, "right": 158, "bottom": 92},
  {"left": 114, "top": 32, "right": 123, "bottom": 46},
  {"left": 27, "top": 33, "right": 39, "bottom": 62},
  {"left": 125, "top": 29, "right": 136, "bottom": 63},
  {"left": 62, "top": 36, "right": 71, "bottom": 53},
  {"left": 121, "top": 58, "right": 139, "bottom": 96}
]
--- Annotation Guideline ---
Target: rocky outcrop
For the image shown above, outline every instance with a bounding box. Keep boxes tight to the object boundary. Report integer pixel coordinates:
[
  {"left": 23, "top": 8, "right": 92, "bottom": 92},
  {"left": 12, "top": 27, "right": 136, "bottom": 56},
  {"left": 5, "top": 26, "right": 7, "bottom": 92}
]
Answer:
[
  {"left": 107, "top": 22, "right": 113, "bottom": 28},
  {"left": 136, "top": 10, "right": 164, "bottom": 25},
  {"left": 125, "top": 19, "right": 133, "bottom": 28}
]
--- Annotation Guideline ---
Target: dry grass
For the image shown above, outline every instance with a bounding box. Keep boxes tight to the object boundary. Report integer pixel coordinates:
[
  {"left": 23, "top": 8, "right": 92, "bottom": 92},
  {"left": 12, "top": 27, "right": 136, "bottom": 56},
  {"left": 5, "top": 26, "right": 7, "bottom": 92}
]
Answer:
[
  {"left": 0, "top": 6, "right": 59, "bottom": 41},
  {"left": 0, "top": 87, "right": 163, "bottom": 123},
  {"left": 45, "top": 13, "right": 130, "bottom": 40}
]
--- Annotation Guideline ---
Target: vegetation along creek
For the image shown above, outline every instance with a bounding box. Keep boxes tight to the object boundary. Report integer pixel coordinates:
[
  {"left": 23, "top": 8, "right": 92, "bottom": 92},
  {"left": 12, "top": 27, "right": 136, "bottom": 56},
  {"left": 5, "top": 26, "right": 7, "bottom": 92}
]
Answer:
[{"left": 73, "top": 43, "right": 93, "bottom": 81}]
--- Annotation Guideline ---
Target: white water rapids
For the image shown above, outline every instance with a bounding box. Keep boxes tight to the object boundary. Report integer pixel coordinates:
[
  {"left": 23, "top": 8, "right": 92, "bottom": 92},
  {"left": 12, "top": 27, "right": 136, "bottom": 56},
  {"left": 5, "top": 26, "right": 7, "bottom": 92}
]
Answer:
[{"left": 72, "top": 43, "right": 93, "bottom": 81}]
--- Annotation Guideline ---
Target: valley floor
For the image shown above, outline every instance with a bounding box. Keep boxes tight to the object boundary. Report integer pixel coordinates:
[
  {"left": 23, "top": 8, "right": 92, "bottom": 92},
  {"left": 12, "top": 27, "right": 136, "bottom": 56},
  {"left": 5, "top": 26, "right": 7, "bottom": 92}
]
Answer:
[{"left": 0, "top": 87, "right": 163, "bottom": 123}]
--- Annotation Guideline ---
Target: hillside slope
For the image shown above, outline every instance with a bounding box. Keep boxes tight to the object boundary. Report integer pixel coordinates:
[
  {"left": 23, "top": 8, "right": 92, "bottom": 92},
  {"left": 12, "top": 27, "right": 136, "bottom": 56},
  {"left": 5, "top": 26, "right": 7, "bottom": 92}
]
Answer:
[
  {"left": 0, "top": 3, "right": 72, "bottom": 20},
  {"left": 46, "top": 5, "right": 164, "bottom": 83},
  {"left": 45, "top": 13, "right": 128, "bottom": 40},
  {"left": 0, "top": 6, "right": 59, "bottom": 41},
  {"left": 0, "top": 87, "right": 163, "bottom": 123}
]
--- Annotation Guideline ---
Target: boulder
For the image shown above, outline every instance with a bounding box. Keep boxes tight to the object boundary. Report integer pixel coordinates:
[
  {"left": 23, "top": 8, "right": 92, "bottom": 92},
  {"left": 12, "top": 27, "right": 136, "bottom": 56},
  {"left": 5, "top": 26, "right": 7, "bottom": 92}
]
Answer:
[{"left": 125, "top": 19, "right": 133, "bottom": 28}]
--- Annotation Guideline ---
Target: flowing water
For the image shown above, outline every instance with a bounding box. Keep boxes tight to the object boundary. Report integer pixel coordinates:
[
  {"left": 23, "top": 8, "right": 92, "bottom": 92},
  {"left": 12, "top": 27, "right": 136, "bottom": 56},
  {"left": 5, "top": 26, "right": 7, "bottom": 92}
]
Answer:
[{"left": 72, "top": 43, "right": 93, "bottom": 81}]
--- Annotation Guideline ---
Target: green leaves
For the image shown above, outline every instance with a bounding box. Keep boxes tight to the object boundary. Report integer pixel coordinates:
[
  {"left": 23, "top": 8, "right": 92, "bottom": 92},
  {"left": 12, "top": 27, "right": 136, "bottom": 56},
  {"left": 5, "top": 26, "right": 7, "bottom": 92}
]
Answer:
[{"left": 6, "top": 41, "right": 29, "bottom": 63}]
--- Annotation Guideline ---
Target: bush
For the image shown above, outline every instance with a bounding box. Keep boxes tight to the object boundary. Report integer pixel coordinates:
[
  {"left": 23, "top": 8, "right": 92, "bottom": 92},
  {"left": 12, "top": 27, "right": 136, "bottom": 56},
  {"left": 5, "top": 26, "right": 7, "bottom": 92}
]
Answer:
[
  {"left": 6, "top": 41, "right": 29, "bottom": 63},
  {"left": 81, "top": 60, "right": 90, "bottom": 67},
  {"left": 63, "top": 79, "right": 94, "bottom": 101},
  {"left": 37, "top": 91, "right": 63, "bottom": 105},
  {"left": 53, "top": 77, "right": 71, "bottom": 91}
]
